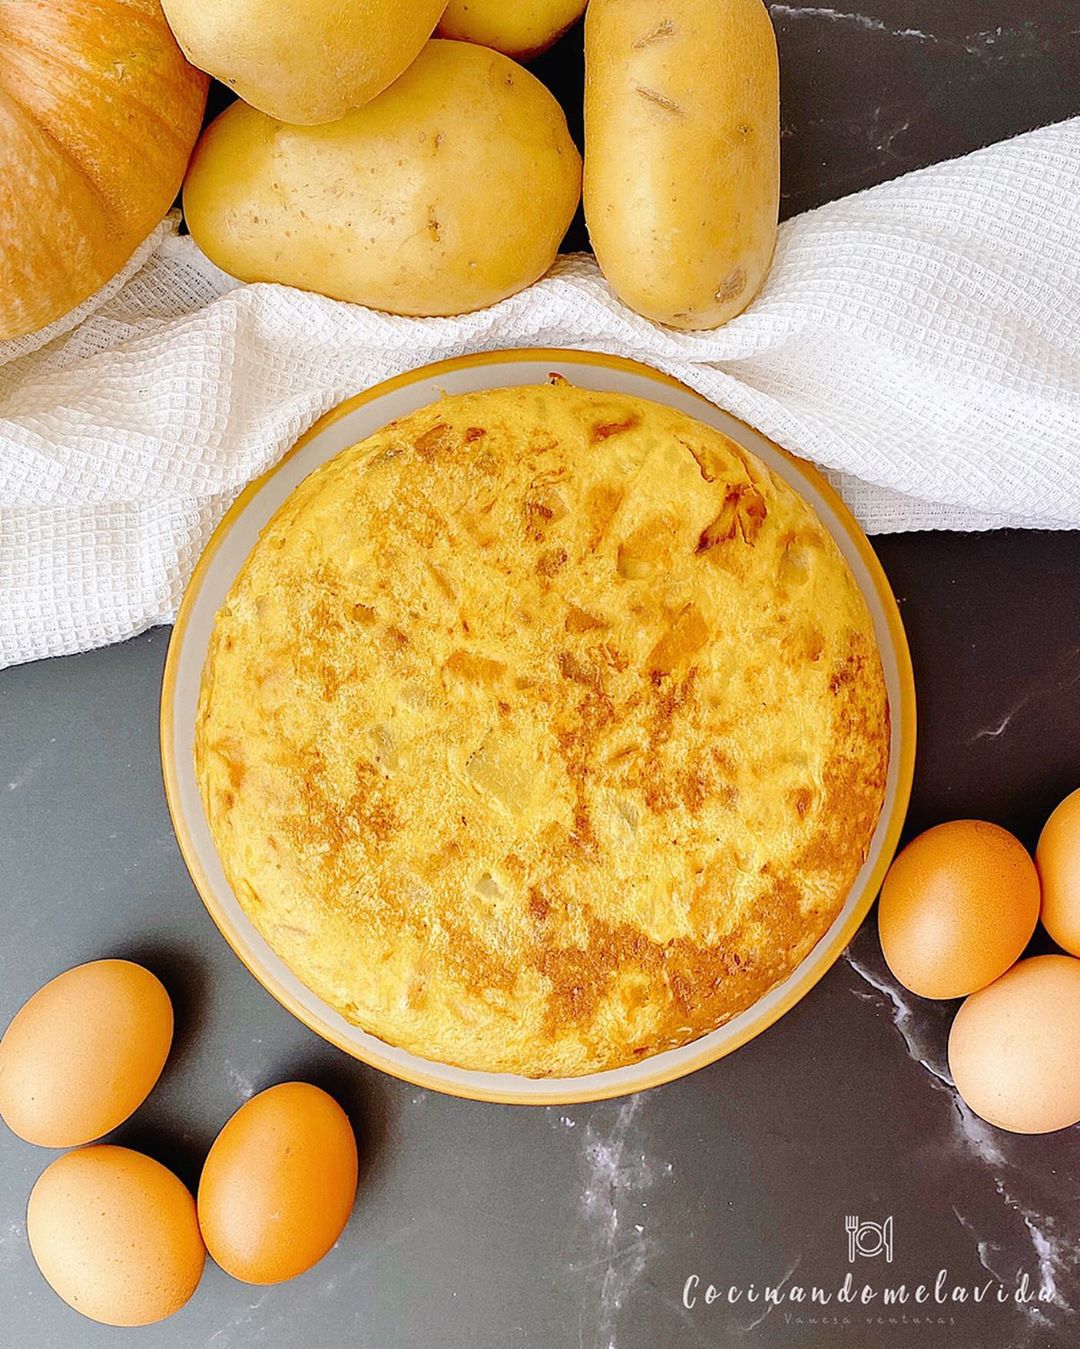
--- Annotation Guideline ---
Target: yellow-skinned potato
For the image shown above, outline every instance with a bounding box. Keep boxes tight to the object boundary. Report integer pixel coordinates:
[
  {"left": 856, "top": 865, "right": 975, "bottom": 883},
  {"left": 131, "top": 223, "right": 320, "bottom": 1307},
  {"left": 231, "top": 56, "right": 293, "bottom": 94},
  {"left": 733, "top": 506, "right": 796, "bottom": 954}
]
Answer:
[
  {"left": 437, "top": 0, "right": 587, "bottom": 59},
  {"left": 584, "top": 0, "right": 779, "bottom": 329},
  {"left": 183, "top": 41, "right": 582, "bottom": 317},
  {"left": 161, "top": 0, "right": 448, "bottom": 125}
]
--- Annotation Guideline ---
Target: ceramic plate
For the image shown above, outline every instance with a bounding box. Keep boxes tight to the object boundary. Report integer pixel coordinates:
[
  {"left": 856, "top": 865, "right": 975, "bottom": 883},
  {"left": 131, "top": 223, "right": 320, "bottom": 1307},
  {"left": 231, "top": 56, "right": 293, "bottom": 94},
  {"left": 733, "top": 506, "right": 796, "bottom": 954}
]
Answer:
[{"left": 161, "top": 348, "right": 916, "bottom": 1105}]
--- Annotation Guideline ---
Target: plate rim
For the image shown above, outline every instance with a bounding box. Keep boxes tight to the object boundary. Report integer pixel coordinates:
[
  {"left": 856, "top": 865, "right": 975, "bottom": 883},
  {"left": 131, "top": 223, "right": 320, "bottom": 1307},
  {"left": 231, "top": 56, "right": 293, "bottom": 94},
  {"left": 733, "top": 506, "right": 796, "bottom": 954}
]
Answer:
[{"left": 160, "top": 347, "right": 916, "bottom": 1105}]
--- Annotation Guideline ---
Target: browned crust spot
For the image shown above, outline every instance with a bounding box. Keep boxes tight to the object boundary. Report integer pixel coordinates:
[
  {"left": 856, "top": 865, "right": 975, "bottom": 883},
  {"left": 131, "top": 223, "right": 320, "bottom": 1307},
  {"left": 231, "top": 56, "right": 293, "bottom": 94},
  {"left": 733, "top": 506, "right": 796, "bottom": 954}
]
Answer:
[
  {"left": 413, "top": 422, "right": 455, "bottom": 459},
  {"left": 590, "top": 414, "right": 641, "bottom": 442},
  {"left": 697, "top": 484, "right": 768, "bottom": 552}
]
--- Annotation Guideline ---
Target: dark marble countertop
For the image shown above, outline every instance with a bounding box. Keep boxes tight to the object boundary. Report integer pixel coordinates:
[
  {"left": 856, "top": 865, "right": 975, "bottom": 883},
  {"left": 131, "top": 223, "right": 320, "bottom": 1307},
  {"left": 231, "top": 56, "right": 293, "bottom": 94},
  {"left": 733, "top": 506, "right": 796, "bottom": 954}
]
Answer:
[
  {"left": 3, "top": 6, "right": 1080, "bottom": 1348},
  {"left": 542, "top": 0, "right": 1080, "bottom": 246}
]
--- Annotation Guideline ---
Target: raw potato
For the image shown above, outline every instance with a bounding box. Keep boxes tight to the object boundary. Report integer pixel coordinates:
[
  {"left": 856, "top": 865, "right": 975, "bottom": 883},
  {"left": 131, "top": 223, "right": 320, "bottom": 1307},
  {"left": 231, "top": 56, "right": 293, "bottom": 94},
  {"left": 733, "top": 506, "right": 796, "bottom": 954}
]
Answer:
[
  {"left": 183, "top": 41, "right": 582, "bottom": 317},
  {"left": 160, "top": 0, "right": 447, "bottom": 125},
  {"left": 438, "top": 0, "right": 587, "bottom": 59},
  {"left": 584, "top": 0, "right": 779, "bottom": 329}
]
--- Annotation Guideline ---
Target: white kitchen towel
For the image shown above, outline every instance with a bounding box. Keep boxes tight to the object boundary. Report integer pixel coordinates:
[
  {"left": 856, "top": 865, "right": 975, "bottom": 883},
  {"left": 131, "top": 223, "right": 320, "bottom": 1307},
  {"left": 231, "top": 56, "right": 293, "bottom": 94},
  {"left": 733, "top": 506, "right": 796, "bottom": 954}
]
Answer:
[{"left": 2, "top": 117, "right": 1079, "bottom": 668}]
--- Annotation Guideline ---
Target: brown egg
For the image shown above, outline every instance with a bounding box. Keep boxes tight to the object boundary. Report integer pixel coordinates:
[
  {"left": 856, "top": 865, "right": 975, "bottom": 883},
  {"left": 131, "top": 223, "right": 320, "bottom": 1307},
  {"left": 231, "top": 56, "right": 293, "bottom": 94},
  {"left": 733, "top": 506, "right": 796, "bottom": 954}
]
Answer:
[
  {"left": 27, "top": 1146, "right": 205, "bottom": 1326},
  {"left": 948, "top": 954, "right": 1080, "bottom": 1133},
  {"left": 0, "top": 960, "right": 173, "bottom": 1147},
  {"left": 1036, "top": 788, "right": 1080, "bottom": 957},
  {"left": 198, "top": 1082, "right": 357, "bottom": 1284},
  {"left": 878, "top": 820, "right": 1040, "bottom": 998}
]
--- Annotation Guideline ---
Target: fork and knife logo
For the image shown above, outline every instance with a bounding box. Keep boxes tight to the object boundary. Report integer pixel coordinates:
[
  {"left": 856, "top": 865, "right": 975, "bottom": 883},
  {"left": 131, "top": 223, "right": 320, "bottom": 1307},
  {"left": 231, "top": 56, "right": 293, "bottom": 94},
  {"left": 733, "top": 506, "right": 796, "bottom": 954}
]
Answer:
[{"left": 846, "top": 1214, "right": 894, "bottom": 1263}]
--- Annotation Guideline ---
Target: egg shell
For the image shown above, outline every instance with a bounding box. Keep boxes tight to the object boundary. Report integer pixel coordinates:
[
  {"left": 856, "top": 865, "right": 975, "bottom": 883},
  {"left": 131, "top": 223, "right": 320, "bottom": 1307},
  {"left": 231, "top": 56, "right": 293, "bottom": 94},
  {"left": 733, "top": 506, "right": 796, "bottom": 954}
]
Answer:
[
  {"left": 877, "top": 820, "right": 1040, "bottom": 999},
  {"left": 1036, "top": 788, "right": 1080, "bottom": 957},
  {"left": 198, "top": 1082, "right": 357, "bottom": 1284},
  {"left": 0, "top": 959, "right": 173, "bottom": 1148},
  {"left": 27, "top": 1145, "right": 205, "bottom": 1326},
  {"left": 948, "top": 954, "right": 1080, "bottom": 1134}
]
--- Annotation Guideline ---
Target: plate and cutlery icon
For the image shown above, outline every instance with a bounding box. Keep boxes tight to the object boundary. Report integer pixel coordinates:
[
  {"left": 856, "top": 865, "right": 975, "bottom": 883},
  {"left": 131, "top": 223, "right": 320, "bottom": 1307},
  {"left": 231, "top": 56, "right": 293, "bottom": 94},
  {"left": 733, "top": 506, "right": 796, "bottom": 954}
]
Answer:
[{"left": 847, "top": 1214, "right": 895, "bottom": 1263}]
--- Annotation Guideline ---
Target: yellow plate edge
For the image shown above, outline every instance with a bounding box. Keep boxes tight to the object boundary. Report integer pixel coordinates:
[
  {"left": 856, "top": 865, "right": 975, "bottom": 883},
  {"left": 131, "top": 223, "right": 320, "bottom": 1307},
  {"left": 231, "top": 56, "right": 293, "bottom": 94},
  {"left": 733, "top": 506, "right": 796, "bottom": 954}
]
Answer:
[{"left": 160, "top": 347, "right": 917, "bottom": 1106}]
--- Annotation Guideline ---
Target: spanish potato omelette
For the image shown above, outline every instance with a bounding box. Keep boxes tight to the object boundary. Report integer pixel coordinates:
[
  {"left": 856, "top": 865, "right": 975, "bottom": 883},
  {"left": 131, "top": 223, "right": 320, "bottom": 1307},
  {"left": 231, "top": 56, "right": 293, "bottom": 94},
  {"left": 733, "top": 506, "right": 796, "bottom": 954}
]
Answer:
[{"left": 195, "top": 382, "right": 889, "bottom": 1076}]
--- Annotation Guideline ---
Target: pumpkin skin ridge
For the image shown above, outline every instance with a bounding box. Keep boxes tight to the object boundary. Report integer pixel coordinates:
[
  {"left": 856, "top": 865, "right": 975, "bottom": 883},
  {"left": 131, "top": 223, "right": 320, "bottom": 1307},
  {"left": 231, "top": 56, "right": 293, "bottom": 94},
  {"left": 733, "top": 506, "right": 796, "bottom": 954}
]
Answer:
[
  {"left": 1, "top": 66, "right": 197, "bottom": 215},
  {"left": 0, "top": 91, "right": 166, "bottom": 321},
  {"left": 0, "top": 88, "right": 116, "bottom": 217},
  {"left": 0, "top": 33, "right": 200, "bottom": 155},
  {"left": 0, "top": 8, "right": 206, "bottom": 180},
  {"left": 0, "top": 0, "right": 208, "bottom": 340},
  {"left": 0, "top": 96, "right": 96, "bottom": 285}
]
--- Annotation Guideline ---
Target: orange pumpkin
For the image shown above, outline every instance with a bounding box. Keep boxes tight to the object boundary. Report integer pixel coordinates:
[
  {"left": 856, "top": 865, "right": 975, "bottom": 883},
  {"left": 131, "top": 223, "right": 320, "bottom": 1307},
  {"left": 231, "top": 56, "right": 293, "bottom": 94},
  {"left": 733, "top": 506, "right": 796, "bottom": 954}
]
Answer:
[{"left": 0, "top": 0, "right": 208, "bottom": 341}]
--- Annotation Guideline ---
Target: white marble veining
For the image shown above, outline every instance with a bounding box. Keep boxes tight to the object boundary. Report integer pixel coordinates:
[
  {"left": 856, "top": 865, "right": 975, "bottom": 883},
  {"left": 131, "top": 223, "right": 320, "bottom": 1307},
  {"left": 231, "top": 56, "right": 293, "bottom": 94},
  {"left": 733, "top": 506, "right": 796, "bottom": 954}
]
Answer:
[
  {"left": 742, "top": 1256, "right": 804, "bottom": 1332},
  {"left": 767, "top": 6, "right": 1051, "bottom": 69},
  {"left": 0, "top": 1220, "right": 24, "bottom": 1271},
  {"left": 550, "top": 1098, "right": 673, "bottom": 1349},
  {"left": 845, "top": 931, "right": 1078, "bottom": 1338},
  {"left": 767, "top": 5, "right": 935, "bottom": 42},
  {"left": 206, "top": 1288, "right": 277, "bottom": 1348},
  {"left": 4, "top": 736, "right": 58, "bottom": 794},
  {"left": 968, "top": 646, "right": 1080, "bottom": 745},
  {"left": 224, "top": 1060, "right": 257, "bottom": 1102},
  {"left": 953, "top": 1205, "right": 1008, "bottom": 1281}
]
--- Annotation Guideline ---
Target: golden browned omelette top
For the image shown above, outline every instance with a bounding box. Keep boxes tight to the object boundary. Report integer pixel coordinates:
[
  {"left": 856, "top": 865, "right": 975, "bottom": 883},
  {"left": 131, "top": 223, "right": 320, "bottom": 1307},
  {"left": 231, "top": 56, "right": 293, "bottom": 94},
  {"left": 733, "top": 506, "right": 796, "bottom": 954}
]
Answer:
[{"left": 196, "top": 382, "right": 889, "bottom": 1077}]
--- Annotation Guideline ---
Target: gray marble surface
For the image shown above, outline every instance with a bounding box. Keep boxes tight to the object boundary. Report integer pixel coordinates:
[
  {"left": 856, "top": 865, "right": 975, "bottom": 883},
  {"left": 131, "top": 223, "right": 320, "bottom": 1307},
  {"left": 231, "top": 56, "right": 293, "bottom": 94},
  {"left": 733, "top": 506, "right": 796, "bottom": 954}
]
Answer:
[
  {"left": 2, "top": 532, "right": 1079, "bottom": 1348},
  {"left": 764, "top": 0, "right": 1080, "bottom": 215},
  {"left": 540, "top": 0, "right": 1080, "bottom": 251}
]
